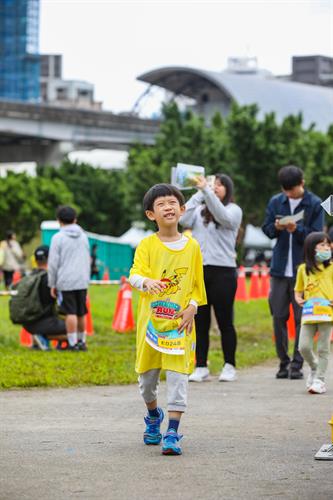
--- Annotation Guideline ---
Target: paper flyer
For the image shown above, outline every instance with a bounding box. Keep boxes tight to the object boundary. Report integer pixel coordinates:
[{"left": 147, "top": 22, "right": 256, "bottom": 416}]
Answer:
[
  {"left": 278, "top": 210, "right": 304, "bottom": 225},
  {"left": 171, "top": 163, "right": 205, "bottom": 190},
  {"left": 302, "top": 297, "right": 333, "bottom": 325}
]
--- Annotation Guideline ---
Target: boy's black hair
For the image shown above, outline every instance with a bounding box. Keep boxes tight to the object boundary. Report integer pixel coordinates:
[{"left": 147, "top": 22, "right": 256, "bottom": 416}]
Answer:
[
  {"left": 303, "top": 231, "right": 331, "bottom": 275},
  {"left": 56, "top": 205, "right": 77, "bottom": 224},
  {"left": 34, "top": 245, "right": 49, "bottom": 262},
  {"left": 143, "top": 183, "right": 185, "bottom": 212},
  {"left": 278, "top": 165, "right": 304, "bottom": 190}
]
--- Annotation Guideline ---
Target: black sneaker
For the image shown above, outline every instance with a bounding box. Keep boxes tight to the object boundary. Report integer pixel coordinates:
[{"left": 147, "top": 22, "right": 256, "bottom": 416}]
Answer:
[
  {"left": 289, "top": 369, "right": 304, "bottom": 379},
  {"left": 68, "top": 343, "right": 80, "bottom": 352},
  {"left": 276, "top": 367, "right": 289, "bottom": 379},
  {"left": 77, "top": 340, "right": 87, "bottom": 351}
]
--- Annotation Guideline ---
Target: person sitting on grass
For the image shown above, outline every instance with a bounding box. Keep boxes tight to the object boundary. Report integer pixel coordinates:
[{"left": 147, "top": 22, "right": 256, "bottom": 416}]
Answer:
[
  {"left": 48, "top": 205, "right": 91, "bottom": 352},
  {"left": 22, "top": 245, "right": 67, "bottom": 350},
  {"left": 129, "top": 183, "right": 207, "bottom": 456}
]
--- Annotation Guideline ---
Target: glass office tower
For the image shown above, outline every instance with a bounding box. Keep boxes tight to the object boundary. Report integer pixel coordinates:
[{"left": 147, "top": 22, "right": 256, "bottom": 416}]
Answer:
[{"left": 0, "top": 0, "right": 40, "bottom": 101}]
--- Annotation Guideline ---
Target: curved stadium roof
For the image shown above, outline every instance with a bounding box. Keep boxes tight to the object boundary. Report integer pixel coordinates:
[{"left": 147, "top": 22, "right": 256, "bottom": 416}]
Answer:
[{"left": 138, "top": 66, "right": 333, "bottom": 132}]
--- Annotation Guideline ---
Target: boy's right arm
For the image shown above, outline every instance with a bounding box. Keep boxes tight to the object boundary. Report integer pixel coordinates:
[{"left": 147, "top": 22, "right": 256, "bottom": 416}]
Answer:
[
  {"left": 129, "top": 274, "right": 166, "bottom": 294},
  {"left": 129, "top": 240, "right": 166, "bottom": 295}
]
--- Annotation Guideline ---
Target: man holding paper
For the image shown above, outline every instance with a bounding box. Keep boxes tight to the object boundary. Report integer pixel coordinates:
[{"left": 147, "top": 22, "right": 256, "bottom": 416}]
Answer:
[{"left": 262, "top": 165, "right": 324, "bottom": 380}]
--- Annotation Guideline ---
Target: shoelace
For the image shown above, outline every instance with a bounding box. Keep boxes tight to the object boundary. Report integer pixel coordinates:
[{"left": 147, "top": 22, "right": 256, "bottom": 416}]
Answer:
[
  {"left": 163, "top": 431, "right": 183, "bottom": 443},
  {"left": 144, "top": 415, "right": 161, "bottom": 434}
]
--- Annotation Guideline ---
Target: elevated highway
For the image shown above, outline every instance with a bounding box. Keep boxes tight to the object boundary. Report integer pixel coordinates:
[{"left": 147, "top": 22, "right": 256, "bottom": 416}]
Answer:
[{"left": 0, "top": 100, "right": 160, "bottom": 165}]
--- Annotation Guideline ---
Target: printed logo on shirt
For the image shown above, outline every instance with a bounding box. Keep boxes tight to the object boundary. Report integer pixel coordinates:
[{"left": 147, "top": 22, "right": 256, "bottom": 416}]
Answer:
[
  {"left": 151, "top": 299, "right": 181, "bottom": 319},
  {"left": 158, "top": 267, "right": 188, "bottom": 297},
  {"left": 305, "top": 280, "right": 320, "bottom": 295}
]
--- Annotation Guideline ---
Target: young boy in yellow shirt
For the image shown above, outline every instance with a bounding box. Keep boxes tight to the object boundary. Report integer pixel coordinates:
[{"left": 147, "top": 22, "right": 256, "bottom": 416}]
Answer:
[{"left": 129, "top": 183, "right": 206, "bottom": 455}]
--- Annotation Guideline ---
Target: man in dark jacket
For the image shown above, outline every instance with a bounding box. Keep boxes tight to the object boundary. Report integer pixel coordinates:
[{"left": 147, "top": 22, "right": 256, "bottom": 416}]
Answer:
[
  {"left": 262, "top": 165, "right": 324, "bottom": 379},
  {"left": 23, "top": 246, "right": 66, "bottom": 350}
]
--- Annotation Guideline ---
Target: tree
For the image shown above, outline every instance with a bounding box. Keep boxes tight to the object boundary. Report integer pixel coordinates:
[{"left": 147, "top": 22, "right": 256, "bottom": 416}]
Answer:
[
  {"left": 37, "top": 161, "right": 130, "bottom": 236},
  {"left": 0, "top": 173, "right": 73, "bottom": 244},
  {"left": 125, "top": 101, "right": 333, "bottom": 229}
]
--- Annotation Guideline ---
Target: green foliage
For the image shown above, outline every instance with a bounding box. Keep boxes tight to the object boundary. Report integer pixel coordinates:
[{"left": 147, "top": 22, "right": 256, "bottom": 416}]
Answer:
[
  {"left": 37, "top": 161, "right": 131, "bottom": 236},
  {"left": 126, "top": 102, "right": 333, "bottom": 228},
  {"left": 0, "top": 285, "right": 274, "bottom": 389},
  {"left": 3, "top": 101, "right": 332, "bottom": 243},
  {"left": 0, "top": 172, "right": 73, "bottom": 243}
]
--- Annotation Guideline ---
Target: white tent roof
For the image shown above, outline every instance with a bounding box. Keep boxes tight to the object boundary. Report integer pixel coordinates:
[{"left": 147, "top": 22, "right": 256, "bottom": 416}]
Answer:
[
  {"left": 243, "top": 224, "right": 275, "bottom": 249},
  {"left": 118, "top": 227, "right": 153, "bottom": 247}
]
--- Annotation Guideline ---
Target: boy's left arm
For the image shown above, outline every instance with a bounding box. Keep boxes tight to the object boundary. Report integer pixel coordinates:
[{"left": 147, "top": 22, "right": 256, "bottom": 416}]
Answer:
[{"left": 176, "top": 243, "right": 207, "bottom": 334}]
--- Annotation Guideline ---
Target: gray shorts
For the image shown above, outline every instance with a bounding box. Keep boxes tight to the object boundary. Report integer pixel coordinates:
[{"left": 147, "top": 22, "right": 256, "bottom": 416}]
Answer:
[{"left": 138, "top": 369, "right": 188, "bottom": 412}]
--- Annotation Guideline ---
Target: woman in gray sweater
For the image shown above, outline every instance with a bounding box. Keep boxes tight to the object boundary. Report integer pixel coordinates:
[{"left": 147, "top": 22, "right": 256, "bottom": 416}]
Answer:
[{"left": 180, "top": 174, "right": 242, "bottom": 382}]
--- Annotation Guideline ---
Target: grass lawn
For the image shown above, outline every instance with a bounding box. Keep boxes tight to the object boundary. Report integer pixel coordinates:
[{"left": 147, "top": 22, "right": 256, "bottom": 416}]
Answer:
[{"left": 0, "top": 285, "right": 277, "bottom": 389}]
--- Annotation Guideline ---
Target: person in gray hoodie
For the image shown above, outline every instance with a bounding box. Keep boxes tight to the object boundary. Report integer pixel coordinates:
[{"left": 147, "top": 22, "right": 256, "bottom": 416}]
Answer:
[{"left": 48, "top": 206, "right": 90, "bottom": 351}]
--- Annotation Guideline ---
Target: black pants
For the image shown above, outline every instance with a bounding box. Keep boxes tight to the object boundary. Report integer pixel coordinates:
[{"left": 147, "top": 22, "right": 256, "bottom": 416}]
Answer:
[
  {"left": 23, "top": 316, "right": 66, "bottom": 338},
  {"left": 3, "top": 270, "right": 14, "bottom": 289},
  {"left": 195, "top": 266, "right": 238, "bottom": 367},
  {"left": 269, "top": 276, "right": 303, "bottom": 370}
]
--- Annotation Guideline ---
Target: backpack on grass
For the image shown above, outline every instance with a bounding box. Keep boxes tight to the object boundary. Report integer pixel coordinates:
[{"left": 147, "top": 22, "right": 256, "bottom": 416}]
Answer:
[{"left": 9, "top": 270, "right": 50, "bottom": 324}]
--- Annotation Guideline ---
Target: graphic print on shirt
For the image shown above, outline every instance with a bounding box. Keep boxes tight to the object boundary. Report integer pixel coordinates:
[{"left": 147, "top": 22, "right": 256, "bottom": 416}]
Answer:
[
  {"left": 302, "top": 297, "right": 333, "bottom": 324},
  {"left": 304, "top": 280, "right": 320, "bottom": 295},
  {"left": 158, "top": 267, "right": 188, "bottom": 297},
  {"left": 146, "top": 267, "right": 189, "bottom": 355}
]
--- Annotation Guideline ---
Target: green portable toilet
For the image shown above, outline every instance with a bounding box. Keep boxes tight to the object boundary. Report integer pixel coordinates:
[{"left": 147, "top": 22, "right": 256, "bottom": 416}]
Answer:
[{"left": 40, "top": 221, "right": 134, "bottom": 280}]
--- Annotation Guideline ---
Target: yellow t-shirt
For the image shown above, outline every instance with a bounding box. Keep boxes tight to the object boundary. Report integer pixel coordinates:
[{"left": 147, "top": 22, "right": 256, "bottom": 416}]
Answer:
[
  {"left": 130, "top": 234, "right": 207, "bottom": 374},
  {"left": 294, "top": 262, "right": 333, "bottom": 301}
]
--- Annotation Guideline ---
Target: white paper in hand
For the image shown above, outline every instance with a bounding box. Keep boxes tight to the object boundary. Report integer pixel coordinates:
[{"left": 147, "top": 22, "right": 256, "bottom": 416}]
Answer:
[
  {"left": 171, "top": 163, "right": 205, "bottom": 190},
  {"left": 278, "top": 210, "right": 304, "bottom": 225}
]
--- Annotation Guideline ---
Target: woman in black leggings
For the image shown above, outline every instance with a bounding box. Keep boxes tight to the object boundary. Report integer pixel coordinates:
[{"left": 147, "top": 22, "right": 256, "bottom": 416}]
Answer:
[{"left": 180, "top": 174, "right": 242, "bottom": 382}]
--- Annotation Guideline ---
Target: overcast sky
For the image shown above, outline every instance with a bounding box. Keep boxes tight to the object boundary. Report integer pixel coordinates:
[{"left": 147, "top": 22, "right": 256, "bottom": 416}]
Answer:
[{"left": 40, "top": 0, "right": 333, "bottom": 115}]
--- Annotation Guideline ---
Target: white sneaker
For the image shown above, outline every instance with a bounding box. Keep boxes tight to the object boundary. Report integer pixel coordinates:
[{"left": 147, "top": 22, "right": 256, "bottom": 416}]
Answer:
[
  {"left": 219, "top": 363, "right": 237, "bottom": 382},
  {"left": 308, "top": 378, "right": 326, "bottom": 394},
  {"left": 189, "top": 367, "right": 210, "bottom": 382},
  {"left": 306, "top": 370, "right": 316, "bottom": 389}
]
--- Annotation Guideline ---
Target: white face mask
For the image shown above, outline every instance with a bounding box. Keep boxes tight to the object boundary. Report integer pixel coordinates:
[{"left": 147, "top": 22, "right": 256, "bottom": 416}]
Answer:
[{"left": 315, "top": 250, "right": 332, "bottom": 262}]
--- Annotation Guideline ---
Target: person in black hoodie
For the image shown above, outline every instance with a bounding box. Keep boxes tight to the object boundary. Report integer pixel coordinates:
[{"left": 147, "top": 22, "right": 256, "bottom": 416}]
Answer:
[{"left": 23, "top": 245, "right": 67, "bottom": 350}]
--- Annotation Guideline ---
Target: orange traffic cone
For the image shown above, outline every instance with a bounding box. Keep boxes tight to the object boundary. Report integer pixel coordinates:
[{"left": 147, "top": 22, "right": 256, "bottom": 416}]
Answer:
[
  {"left": 112, "top": 277, "right": 135, "bottom": 332},
  {"left": 102, "top": 267, "right": 110, "bottom": 281},
  {"left": 20, "top": 327, "right": 32, "bottom": 347},
  {"left": 260, "top": 264, "right": 270, "bottom": 298},
  {"left": 287, "top": 304, "right": 296, "bottom": 340},
  {"left": 249, "top": 265, "right": 260, "bottom": 300},
  {"left": 235, "top": 266, "right": 248, "bottom": 301},
  {"left": 85, "top": 294, "right": 94, "bottom": 335},
  {"left": 13, "top": 270, "right": 21, "bottom": 284}
]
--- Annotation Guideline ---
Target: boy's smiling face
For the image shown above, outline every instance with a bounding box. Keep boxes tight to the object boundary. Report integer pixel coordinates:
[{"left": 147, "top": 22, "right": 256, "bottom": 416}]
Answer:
[{"left": 145, "top": 195, "right": 185, "bottom": 228}]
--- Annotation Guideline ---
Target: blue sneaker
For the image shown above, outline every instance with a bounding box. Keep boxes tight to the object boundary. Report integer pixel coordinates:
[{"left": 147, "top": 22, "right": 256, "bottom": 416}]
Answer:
[
  {"left": 143, "top": 408, "right": 164, "bottom": 445},
  {"left": 162, "top": 430, "right": 183, "bottom": 455},
  {"left": 32, "top": 335, "right": 50, "bottom": 351}
]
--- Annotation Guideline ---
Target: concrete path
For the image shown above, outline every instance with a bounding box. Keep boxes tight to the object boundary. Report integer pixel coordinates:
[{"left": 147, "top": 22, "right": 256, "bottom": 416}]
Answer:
[{"left": 1, "top": 360, "right": 333, "bottom": 500}]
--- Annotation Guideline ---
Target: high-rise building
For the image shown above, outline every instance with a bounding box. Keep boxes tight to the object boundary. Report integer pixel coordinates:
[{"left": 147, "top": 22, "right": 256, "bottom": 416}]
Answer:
[
  {"left": 0, "top": 0, "right": 40, "bottom": 101},
  {"left": 40, "top": 54, "right": 102, "bottom": 110}
]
